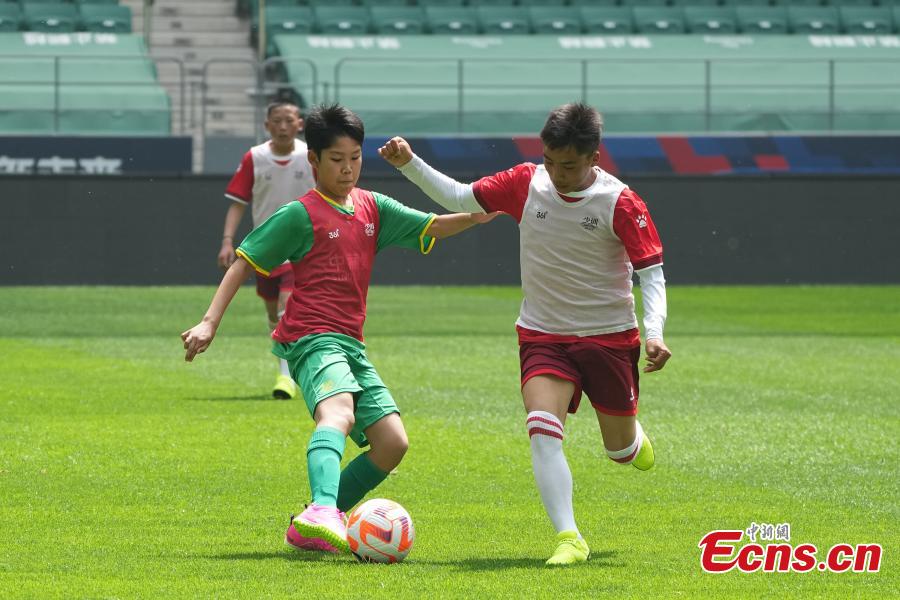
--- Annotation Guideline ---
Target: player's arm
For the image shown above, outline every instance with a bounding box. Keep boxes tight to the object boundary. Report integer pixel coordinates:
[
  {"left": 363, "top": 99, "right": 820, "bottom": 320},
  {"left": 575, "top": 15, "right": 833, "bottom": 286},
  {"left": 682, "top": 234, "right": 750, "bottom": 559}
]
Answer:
[
  {"left": 181, "top": 258, "right": 253, "bottom": 362},
  {"left": 636, "top": 265, "right": 671, "bottom": 373},
  {"left": 218, "top": 201, "right": 247, "bottom": 270},
  {"left": 425, "top": 211, "right": 499, "bottom": 239},
  {"left": 379, "top": 137, "right": 484, "bottom": 213}
]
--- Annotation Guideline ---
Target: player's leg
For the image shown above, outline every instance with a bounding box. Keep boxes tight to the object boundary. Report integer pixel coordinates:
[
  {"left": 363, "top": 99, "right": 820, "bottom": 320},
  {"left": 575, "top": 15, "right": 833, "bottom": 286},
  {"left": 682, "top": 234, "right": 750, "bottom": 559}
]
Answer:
[
  {"left": 520, "top": 342, "right": 589, "bottom": 565},
  {"left": 577, "top": 344, "right": 654, "bottom": 471},
  {"left": 336, "top": 353, "right": 404, "bottom": 513},
  {"left": 336, "top": 413, "right": 406, "bottom": 513},
  {"left": 289, "top": 342, "right": 362, "bottom": 553}
]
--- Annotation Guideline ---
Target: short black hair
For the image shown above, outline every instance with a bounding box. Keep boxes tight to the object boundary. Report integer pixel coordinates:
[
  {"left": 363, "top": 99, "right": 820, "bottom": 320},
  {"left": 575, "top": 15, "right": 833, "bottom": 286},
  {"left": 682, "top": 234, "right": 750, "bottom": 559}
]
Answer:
[
  {"left": 266, "top": 102, "right": 301, "bottom": 119},
  {"left": 303, "top": 104, "right": 365, "bottom": 156},
  {"left": 540, "top": 103, "right": 603, "bottom": 156}
]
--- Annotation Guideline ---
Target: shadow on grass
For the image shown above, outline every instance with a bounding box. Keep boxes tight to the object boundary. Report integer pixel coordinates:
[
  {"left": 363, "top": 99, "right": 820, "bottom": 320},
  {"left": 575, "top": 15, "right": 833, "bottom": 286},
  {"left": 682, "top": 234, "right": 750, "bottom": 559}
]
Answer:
[
  {"left": 412, "top": 550, "right": 622, "bottom": 571},
  {"left": 208, "top": 551, "right": 343, "bottom": 563},
  {"left": 207, "top": 550, "right": 623, "bottom": 570},
  {"left": 185, "top": 395, "right": 277, "bottom": 402}
]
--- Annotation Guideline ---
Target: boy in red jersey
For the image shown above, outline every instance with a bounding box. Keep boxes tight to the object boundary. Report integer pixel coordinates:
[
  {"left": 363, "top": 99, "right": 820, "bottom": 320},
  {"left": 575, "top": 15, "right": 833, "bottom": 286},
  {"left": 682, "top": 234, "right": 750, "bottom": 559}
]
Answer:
[
  {"left": 182, "top": 104, "right": 495, "bottom": 554},
  {"left": 219, "top": 102, "right": 316, "bottom": 400},
  {"left": 380, "top": 103, "right": 671, "bottom": 566}
]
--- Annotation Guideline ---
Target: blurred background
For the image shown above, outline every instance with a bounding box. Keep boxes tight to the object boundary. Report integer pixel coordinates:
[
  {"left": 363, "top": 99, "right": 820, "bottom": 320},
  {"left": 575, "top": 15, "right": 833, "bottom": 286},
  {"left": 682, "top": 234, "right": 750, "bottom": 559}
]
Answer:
[{"left": 1, "top": 0, "right": 898, "bottom": 287}]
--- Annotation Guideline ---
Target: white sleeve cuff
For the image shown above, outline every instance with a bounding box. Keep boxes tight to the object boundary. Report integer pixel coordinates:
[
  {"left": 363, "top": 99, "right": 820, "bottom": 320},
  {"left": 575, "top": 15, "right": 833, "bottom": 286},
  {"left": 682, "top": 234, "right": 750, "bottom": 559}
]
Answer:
[
  {"left": 397, "top": 154, "right": 484, "bottom": 214},
  {"left": 637, "top": 264, "right": 667, "bottom": 341}
]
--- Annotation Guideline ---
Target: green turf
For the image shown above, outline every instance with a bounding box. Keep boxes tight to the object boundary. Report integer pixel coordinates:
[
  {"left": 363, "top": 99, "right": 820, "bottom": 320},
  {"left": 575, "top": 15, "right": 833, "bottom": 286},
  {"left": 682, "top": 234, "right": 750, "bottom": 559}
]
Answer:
[{"left": 0, "top": 286, "right": 896, "bottom": 598}]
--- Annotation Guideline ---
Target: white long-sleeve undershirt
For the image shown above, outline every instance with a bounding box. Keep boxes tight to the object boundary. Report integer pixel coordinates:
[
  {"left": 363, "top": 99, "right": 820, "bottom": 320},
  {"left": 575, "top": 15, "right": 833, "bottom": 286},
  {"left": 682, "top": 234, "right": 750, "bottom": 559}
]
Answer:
[
  {"left": 397, "top": 154, "right": 485, "bottom": 214},
  {"left": 636, "top": 264, "right": 667, "bottom": 341},
  {"left": 399, "top": 152, "right": 667, "bottom": 341}
]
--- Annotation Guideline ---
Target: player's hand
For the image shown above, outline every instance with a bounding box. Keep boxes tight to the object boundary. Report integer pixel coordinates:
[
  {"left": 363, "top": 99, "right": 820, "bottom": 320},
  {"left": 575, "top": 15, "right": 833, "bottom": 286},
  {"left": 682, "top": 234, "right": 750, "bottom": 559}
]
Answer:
[
  {"left": 643, "top": 339, "right": 671, "bottom": 373},
  {"left": 470, "top": 211, "right": 501, "bottom": 224},
  {"left": 378, "top": 137, "right": 414, "bottom": 168},
  {"left": 181, "top": 321, "right": 216, "bottom": 362},
  {"left": 217, "top": 243, "right": 236, "bottom": 271}
]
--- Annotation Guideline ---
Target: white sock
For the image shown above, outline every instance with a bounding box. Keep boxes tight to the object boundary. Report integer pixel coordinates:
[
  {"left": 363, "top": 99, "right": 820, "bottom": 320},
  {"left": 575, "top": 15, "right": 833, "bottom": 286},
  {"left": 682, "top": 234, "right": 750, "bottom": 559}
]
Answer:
[
  {"left": 526, "top": 411, "right": 578, "bottom": 535},
  {"left": 278, "top": 358, "right": 291, "bottom": 378},
  {"left": 606, "top": 421, "right": 644, "bottom": 465}
]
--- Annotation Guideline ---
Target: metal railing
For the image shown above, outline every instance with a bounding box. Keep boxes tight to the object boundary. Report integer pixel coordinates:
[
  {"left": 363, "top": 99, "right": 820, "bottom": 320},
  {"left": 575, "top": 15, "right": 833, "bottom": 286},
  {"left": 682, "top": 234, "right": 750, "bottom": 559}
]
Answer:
[
  {"left": 0, "top": 54, "right": 186, "bottom": 135},
  {"left": 323, "top": 56, "right": 900, "bottom": 134},
  {"left": 200, "top": 56, "right": 318, "bottom": 144}
]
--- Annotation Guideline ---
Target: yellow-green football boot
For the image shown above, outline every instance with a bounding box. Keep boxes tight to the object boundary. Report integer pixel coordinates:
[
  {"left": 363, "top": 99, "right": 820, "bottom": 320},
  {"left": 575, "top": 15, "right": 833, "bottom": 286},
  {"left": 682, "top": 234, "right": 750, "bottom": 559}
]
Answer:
[
  {"left": 546, "top": 530, "right": 590, "bottom": 566},
  {"left": 272, "top": 374, "right": 299, "bottom": 400},
  {"left": 632, "top": 434, "right": 655, "bottom": 471}
]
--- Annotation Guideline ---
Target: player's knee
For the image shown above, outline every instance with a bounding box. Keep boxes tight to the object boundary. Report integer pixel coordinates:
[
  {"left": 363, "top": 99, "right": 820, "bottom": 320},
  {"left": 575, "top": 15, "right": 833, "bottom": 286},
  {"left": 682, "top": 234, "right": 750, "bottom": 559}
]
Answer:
[
  {"left": 604, "top": 422, "right": 644, "bottom": 466},
  {"left": 388, "top": 430, "right": 409, "bottom": 459}
]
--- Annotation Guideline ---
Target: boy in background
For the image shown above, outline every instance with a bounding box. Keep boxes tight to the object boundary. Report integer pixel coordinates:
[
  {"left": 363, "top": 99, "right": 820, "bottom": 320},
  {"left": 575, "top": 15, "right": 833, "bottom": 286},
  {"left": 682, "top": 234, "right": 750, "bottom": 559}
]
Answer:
[{"left": 219, "top": 102, "right": 316, "bottom": 399}]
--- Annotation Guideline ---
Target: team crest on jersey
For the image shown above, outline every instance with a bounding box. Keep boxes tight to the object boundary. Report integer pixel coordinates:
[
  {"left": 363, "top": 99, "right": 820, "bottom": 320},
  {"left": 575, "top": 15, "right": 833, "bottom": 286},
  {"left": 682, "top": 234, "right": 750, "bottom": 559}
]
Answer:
[
  {"left": 581, "top": 216, "right": 599, "bottom": 231},
  {"left": 364, "top": 223, "right": 375, "bottom": 237},
  {"left": 636, "top": 214, "right": 648, "bottom": 228}
]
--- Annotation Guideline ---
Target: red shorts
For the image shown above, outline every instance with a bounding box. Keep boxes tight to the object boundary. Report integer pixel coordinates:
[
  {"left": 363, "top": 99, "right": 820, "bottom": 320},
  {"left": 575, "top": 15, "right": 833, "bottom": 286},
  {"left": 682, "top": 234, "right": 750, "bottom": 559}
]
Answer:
[
  {"left": 519, "top": 341, "right": 641, "bottom": 416},
  {"left": 255, "top": 263, "right": 294, "bottom": 300}
]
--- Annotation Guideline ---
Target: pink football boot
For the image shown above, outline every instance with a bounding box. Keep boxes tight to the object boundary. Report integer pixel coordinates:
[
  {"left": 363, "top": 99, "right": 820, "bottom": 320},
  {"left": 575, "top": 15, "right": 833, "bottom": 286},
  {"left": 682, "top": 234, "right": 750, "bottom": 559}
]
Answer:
[{"left": 287, "top": 505, "right": 348, "bottom": 553}]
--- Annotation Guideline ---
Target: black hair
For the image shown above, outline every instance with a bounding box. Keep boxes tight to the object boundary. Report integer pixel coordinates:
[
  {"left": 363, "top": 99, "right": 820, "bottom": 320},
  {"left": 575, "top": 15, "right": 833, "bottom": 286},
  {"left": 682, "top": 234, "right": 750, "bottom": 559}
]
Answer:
[
  {"left": 539, "top": 103, "right": 603, "bottom": 156},
  {"left": 266, "top": 102, "right": 301, "bottom": 119},
  {"left": 303, "top": 104, "right": 365, "bottom": 156}
]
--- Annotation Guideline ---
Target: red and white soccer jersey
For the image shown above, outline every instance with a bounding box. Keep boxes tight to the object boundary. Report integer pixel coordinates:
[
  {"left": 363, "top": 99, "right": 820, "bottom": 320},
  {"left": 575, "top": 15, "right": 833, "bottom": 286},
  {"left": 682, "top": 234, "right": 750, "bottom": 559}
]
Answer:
[
  {"left": 473, "top": 163, "right": 663, "bottom": 341},
  {"left": 225, "top": 140, "right": 316, "bottom": 228}
]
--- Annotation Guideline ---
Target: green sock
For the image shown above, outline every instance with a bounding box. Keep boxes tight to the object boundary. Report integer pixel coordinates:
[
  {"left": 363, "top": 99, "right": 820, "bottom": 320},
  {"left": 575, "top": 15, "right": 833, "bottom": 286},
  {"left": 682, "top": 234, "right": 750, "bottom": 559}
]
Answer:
[
  {"left": 336, "top": 452, "right": 389, "bottom": 513},
  {"left": 306, "top": 426, "right": 346, "bottom": 507}
]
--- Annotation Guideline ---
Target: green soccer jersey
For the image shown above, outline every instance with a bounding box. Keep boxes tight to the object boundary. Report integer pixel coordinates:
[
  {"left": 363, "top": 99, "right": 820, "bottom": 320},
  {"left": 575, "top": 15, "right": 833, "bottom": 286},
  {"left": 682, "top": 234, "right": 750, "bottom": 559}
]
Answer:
[{"left": 235, "top": 187, "right": 435, "bottom": 342}]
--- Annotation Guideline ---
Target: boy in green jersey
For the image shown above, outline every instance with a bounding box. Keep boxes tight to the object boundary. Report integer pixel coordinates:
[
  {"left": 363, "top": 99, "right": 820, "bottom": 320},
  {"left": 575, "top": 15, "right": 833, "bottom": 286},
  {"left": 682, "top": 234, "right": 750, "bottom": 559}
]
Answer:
[{"left": 182, "top": 104, "right": 495, "bottom": 553}]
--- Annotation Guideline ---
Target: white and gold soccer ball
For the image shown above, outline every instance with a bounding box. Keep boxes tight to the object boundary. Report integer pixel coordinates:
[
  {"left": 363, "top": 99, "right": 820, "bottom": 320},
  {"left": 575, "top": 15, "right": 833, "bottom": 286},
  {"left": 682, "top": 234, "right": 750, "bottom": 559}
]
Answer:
[{"left": 346, "top": 498, "right": 415, "bottom": 563}]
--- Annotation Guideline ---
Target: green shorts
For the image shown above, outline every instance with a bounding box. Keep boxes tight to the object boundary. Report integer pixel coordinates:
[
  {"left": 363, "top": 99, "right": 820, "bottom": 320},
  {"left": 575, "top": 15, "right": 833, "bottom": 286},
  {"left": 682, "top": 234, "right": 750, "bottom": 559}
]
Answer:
[{"left": 273, "top": 333, "right": 398, "bottom": 448}]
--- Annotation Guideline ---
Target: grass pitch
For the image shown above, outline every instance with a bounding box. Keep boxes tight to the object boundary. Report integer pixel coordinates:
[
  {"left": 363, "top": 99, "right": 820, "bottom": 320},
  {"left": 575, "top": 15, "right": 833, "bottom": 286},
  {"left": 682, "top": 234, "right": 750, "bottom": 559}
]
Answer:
[{"left": 0, "top": 285, "right": 896, "bottom": 598}]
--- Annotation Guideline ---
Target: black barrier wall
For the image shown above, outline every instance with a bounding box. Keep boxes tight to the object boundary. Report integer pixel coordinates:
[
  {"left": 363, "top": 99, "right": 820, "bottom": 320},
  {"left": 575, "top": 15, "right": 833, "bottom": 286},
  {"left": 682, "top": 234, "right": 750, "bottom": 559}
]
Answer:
[{"left": 1, "top": 174, "right": 898, "bottom": 285}]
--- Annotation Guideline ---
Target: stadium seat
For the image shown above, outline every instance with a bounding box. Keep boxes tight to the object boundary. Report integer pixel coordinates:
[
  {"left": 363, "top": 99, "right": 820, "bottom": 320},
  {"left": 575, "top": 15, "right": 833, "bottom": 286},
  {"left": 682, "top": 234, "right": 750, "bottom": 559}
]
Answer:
[
  {"left": 359, "top": 0, "right": 410, "bottom": 6},
  {"left": 628, "top": 0, "right": 670, "bottom": 6},
  {"left": 265, "top": 6, "right": 313, "bottom": 35},
  {"left": 23, "top": 3, "right": 78, "bottom": 32},
  {"left": 830, "top": 0, "right": 879, "bottom": 6},
  {"left": 528, "top": 6, "right": 581, "bottom": 35},
  {"left": 0, "top": 4, "right": 21, "bottom": 33},
  {"left": 80, "top": 4, "right": 132, "bottom": 33},
  {"left": 418, "top": 0, "right": 467, "bottom": 7},
  {"left": 468, "top": 0, "right": 517, "bottom": 6},
  {"left": 788, "top": 6, "right": 840, "bottom": 34},
  {"left": 518, "top": 0, "right": 567, "bottom": 6},
  {"left": 670, "top": 0, "right": 721, "bottom": 6},
  {"left": 370, "top": 6, "right": 425, "bottom": 35},
  {"left": 476, "top": 6, "right": 530, "bottom": 35},
  {"left": 778, "top": 0, "right": 829, "bottom": 5},
  {"left": 721, "top": 0, "right": 774, "bottom": 6},
  {"left": 313, "top": 6, "right": 370, "bottom": 34},
  {"left": 736, "top": 6, "right": 788, "bottom": 34},
  {"left": 306, "top": 0, "right": 356, "bottom": 6},
  {"left": 840, "top": 6, "right": 892, "bottom": 34},
  {"left": 633, "top": 7, "right": 686, "bottom": 34},
  {"left": 580, "top": 7, "right": 634, "bottom": 34},
  {"left": 425, "top": 6, "right": 477, "bottom": 34},
  {"left": 684, "top": 6, "right": 737, "bottom": 34},
  {"left": 75, "top": 0, "right": 122, "bottom": 5},
  {"left": 569, "top": 0, "right": 618, "bottom": 5}
]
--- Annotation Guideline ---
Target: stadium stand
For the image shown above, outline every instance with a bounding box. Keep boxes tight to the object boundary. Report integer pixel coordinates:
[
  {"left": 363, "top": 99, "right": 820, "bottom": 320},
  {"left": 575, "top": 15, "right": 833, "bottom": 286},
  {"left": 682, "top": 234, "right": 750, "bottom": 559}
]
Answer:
[{"left": 0, "top": 29, "right": 171, "bottom": 135}]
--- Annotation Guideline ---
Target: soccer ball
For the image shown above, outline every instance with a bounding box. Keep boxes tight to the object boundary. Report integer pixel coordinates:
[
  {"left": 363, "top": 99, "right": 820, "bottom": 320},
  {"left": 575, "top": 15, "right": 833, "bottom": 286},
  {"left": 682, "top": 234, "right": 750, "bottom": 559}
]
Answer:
[{"left": 346, "top": 498, "right": 415, "bottom": 563}]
